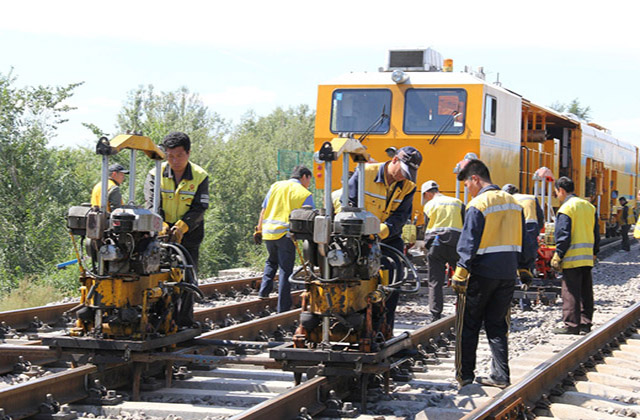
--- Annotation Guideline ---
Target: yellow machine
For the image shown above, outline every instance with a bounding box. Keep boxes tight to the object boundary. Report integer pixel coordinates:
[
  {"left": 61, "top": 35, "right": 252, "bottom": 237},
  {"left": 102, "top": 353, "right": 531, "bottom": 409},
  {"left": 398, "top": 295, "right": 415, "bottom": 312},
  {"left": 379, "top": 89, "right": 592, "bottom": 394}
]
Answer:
[
  {"left": 288, "top": 137, "right": 418, "bottom": 352},
  {"left": 64, "top": 135, "right": 202, "bottom": 344},
  {"left": 313, "top": 48, "right": 639, "bottom": 231}
]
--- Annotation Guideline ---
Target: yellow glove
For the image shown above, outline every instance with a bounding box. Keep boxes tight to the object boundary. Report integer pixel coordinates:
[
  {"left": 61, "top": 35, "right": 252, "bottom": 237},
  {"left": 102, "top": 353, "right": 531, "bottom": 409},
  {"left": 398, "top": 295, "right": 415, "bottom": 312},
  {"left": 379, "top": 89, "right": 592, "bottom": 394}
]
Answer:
[
  {"left": 253, "top": 226, "right": 262, "bottom": 245},
  {"left": 160, "top": 222, "right": 170, "bottom": 237},
  {"left": 451, "top": 266, "right": 469, "bottom": 294},
  {"left": 170, "top": 220, "right": 189, "bottom": 244},
  {"left": 551, "top": 252, "right": 562, "bottom": 272},
  {"left": 518, "top": 268, "right": 533, "bottom": 290},
  {"left": 379, "top": 223, "right": 389, "bottom": 240}
]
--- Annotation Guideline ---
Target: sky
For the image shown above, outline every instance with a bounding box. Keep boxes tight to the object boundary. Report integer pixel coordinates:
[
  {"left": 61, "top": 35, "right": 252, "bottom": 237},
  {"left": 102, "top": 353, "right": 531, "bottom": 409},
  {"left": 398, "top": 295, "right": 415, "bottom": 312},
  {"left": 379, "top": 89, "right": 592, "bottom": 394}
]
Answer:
[{"left": 2, "top": 0, "right": 639, "bottom": 149}]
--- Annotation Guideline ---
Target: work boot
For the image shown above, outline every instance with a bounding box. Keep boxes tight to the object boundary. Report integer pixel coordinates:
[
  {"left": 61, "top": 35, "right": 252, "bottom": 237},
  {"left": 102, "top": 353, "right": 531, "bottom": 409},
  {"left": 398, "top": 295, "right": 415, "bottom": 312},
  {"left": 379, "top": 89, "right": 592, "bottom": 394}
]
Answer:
[
  {"left": 579, "top": 324, "right": 592, "bottom": 334},
  {"left": 552, "top": 326, "right": 580, "bottom": 335},
  {"left": 475, "top": 376, "right": 510, "bottom": 389}
]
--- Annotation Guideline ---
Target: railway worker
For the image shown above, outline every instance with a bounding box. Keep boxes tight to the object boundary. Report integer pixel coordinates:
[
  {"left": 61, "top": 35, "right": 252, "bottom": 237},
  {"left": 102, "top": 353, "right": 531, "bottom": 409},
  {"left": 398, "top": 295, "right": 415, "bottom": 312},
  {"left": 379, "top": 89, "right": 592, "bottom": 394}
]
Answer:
[
  {"left": 551, "top": 176, "right": 599, "bottom": 335},
  {"left": 618, "top": 197, "right": 632, "bottom": 252},
  {"left": 90, "top": 163, "right": 128, "bottom": 212},
  {"left": 501, "top": 184, "right": 544, "bottom": 287},
  {"left": 144, "top": 131, "right": 209, "bottom": 327},
  {"left": 452, "top": 159, "right": 527, "bottom": 389},
  {"left": 254, "top": 165, "right": 314, "bottom": 313},
  {"left": 346, "top": 146, "right": 423, "bottom": 335},
  {"left": 421, "top": 179, "right": 464, "bottom": 321}
]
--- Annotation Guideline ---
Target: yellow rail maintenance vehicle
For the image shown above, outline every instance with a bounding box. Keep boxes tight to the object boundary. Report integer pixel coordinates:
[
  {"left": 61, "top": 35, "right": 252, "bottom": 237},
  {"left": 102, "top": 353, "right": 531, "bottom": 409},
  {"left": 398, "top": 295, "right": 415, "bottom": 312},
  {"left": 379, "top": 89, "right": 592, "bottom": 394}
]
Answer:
[{"left": 42, "top": 134, "right": 203, "bottom": 352}]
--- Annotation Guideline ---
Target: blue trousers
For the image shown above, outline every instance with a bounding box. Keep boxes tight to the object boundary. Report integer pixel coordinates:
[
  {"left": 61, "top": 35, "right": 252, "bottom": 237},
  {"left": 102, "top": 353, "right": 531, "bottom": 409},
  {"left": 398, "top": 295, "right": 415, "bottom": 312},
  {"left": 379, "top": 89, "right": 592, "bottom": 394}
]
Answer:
[{"left": 259, "top": 236, "right": 295, "bottom": 312}]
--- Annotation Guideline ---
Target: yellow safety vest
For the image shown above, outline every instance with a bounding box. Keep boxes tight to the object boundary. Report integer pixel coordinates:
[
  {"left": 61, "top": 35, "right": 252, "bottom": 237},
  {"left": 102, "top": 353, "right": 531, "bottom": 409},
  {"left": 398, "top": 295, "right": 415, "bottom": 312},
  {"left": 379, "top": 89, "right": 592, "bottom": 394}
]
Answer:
[
  {"left": 423, "top": 194, "right": 464, "bottom": 234},
  {"left": 467, "top": 189, "right": 522, "bottom": 255},
  {"left": 363, "top": 163, "right": 415, "bottom": 223},
  {"left": 634, "top": 213, "right": 640, "bottom": 239},
  {"left": 262, "top": 179, "right": 312, "bottom": 240},
  {"left": 622, "top": 205, "right": 635, "bottom": 225},
  {"left": 513, "top": 193, "right": 539, "bottom": 225},
  {"left": 558, "top": 196, "right": 596, "bottom": 269},
  {"left": 90, "top": 179, "right": 120, "bottom": 212},
  {"left": 157, "top": 162, "right": 208, "bottom": 224}
]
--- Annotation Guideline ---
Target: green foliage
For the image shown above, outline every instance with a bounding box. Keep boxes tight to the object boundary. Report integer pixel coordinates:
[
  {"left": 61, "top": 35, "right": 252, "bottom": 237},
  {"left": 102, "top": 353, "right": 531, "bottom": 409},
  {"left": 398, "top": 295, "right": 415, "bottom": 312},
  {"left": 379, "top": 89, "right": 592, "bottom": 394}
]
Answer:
[
  {"left": 549, "top": 98, "right": 592, "bottom": 121},
  {"left": 0, "top": 277, "right": 65, "bottom": 311},
  {"left": 0, "top": 71, "right": 84, "bottom": 293}
]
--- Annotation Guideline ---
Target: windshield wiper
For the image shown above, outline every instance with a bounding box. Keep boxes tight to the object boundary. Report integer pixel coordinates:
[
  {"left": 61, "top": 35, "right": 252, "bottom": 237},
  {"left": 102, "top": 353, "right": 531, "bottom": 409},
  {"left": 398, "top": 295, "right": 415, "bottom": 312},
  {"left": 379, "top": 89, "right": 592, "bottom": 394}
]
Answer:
[
  {"left": 358, "top": 106, "right": 389, "bottom": 144},
  {"left": 429, "top": 111, "right": 460, "bottom": 145}
]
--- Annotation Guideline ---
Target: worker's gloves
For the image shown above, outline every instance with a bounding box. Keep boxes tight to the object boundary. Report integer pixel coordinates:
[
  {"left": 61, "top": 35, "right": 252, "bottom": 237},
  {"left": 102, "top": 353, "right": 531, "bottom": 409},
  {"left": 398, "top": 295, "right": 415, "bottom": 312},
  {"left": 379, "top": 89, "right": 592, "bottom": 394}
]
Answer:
[
  {"left": 518, "top": 268, "right": 533, "bottom": 290},
  {"left": 253, "top": 226, "right": 263, "bottom": 245},
  {"left": 170, "top": 220, "right": 189, "bottom": 244},
  {"left": 451, "top": 266, "right": 469, "bottom": 295},
  {"left": 159, "top": 222, "right": 170, "bottom": 237},
  {"left": 551, "top": 252, "right": 562, "bottom": 272},
  {"left": 378, "top": 223, "right": 389, "bottom": 240}
]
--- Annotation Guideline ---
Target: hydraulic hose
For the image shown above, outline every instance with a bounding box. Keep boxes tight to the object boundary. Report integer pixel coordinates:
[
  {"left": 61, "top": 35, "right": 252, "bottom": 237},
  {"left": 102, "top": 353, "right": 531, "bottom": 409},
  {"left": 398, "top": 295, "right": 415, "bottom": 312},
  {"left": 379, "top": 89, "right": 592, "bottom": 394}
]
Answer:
[{"left": 379, "top": 242, "right": 421, "bottom": 294}]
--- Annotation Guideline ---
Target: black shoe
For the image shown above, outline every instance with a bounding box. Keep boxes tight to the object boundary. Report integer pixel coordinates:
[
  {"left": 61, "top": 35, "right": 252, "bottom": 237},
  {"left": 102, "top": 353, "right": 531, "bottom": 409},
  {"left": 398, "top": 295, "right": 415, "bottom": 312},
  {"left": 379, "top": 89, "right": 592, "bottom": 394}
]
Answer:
[
  {"left": 258, "top": 294, "right": 269, "bottom": 300},
  {"left": 475, "top": 376, "right": 510, "bottom": 389},
  {"left": 458, "top": 378, "right": 473, "bottom": 388},
  {"left": 552, "top": 326, "right": 580, "bottom": 335},
  {"left": 579, "top": 324, "right": 591, "bottom": 334}
]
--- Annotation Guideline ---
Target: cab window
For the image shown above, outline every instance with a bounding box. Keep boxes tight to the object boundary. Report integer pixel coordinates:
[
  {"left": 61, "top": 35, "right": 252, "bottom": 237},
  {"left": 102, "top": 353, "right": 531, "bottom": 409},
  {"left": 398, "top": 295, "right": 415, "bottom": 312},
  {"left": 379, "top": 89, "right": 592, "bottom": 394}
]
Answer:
[
  {"left": 403, "top": 88, "right": 466, "bottom": 134},
  {"left": 330, "top": 89, "right": 391, "bottom": 134},
  {"left": 484, "top": 94, "right": 497, "bottom": 135}
]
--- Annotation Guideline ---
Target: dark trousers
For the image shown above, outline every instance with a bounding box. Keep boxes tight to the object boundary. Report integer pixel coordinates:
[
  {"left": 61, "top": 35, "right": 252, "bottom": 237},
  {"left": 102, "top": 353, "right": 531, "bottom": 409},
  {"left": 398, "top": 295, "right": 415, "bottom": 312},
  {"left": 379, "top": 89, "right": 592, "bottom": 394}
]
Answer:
[
  {"left": 521, "top": 223, "right": 540, "bottom": 271},
  {"left": 176, "top": 242, "right": 200, "bottom": 327},
  {"left": 459, "top": 274, "right": 514, "bottom": 383},
  {"left": 427, "top": 243, "right": 458, "bottom": 318},
  {"left": 561, "top": 266, "right": 593, "bottom": 328},
  {"left": 259, "top": 236, "right": 295, "bottom": 313},
  {"left": 382, "top": 236, "right": 405, "bottom": 333},
  {"left": 621, "top": 224, "right": 630, "bottom": 251}
]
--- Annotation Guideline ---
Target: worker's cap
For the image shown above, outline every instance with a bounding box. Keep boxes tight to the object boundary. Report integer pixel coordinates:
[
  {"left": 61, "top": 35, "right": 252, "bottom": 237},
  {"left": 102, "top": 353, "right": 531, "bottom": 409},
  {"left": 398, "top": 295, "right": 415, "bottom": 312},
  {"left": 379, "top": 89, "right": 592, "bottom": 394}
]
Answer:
[
  {"left": 108, "top": 163, "right": 129, "bottom": 174},
  {"left": 396, "top": 146, "right": 422, "bottom": 183},
  {"left": 502, "top": 183, "right": 518, "bottom": 195},
  {"left": 421, "top": 180, "right": 439, "bottom": 194},
  {"left": 619, "top": 196, "right": 628, "bottom": 203}
]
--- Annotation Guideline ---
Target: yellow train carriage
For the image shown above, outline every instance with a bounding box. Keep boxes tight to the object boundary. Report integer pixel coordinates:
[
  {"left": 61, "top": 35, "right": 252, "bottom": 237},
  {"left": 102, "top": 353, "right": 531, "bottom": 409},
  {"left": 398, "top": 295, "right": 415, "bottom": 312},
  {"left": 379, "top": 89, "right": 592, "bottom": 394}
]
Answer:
[{"left": 314, "top": 49, "right": 638, "bottom": 232}]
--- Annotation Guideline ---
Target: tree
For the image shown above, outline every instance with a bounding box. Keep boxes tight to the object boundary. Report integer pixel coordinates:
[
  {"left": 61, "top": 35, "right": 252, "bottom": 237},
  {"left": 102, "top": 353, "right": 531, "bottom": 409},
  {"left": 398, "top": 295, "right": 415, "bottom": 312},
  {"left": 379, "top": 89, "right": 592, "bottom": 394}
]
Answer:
[
  {"left": 0, "top": 71, "right": 83, "bottom": 291},
  {"left": 549, "top": 98, "right": 592, "bottom": 121}
]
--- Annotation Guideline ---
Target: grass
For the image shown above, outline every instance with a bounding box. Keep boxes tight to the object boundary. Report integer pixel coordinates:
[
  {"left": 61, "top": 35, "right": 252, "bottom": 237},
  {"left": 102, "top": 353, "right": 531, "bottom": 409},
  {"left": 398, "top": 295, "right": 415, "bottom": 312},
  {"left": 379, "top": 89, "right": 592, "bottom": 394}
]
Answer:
[{"left": 0, "top": 278, "right": 65, "bottom": 311}]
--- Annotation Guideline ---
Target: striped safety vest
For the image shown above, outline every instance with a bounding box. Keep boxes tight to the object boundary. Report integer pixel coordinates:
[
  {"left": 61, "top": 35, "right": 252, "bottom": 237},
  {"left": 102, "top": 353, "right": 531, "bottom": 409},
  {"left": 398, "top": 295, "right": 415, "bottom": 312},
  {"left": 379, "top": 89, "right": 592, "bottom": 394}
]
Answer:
[
  {"left": 557, "top": 196, "right": 596, "bottom": 269},
  {"left": 90, "top": 179, "right": 120, "bottom": 212},
  {"left": 157, "top": 162, "right": 209, "bottom": 224},
  {"left": 513, "top": 193, "right": 539, "bottom": 225},
  {"left": 262, "top": 179, "right": 312, "bottom": 240},
  {"left": 363, "top": 163, "right": 415, "bottom": 223},
  {"left": 423, "top": 194, "right": 464, "bottom": 235},
  {"left": 467, "top": 189, "right": 522, "bottom": 255}
]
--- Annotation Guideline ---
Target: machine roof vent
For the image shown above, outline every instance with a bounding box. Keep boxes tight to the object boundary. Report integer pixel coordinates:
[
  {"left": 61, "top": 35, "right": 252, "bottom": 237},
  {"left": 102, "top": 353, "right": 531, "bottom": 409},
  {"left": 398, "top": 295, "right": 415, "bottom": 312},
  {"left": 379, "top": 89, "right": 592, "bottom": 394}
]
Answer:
[{"left": 384, "top": 48, "right": 443, "bottom": 72}]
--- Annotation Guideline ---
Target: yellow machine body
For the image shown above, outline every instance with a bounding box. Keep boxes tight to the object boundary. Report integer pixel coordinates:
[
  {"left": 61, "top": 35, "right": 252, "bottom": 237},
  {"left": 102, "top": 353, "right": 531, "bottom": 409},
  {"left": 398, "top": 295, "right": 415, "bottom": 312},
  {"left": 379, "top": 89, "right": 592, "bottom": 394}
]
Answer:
[{"left": 308, "top": 278, "right": 379, "bottom": 316}]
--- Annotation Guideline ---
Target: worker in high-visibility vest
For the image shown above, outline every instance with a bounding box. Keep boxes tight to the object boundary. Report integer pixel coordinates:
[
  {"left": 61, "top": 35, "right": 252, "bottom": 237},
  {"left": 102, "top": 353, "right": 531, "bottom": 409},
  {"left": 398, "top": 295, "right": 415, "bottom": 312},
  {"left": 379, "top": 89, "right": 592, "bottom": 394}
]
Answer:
[
  {"left": 421, "top": 179, "right": 464, "bottom": 321},
  {"left": 90, "top": 163, "right": 128, "bottom": 211},
  {"left": 550, "top": 176, "right": 600, "bottom": 335},
  {"left": 452, "top": 159, "right": 527, "bottom": 390},
  {"left": 619, "top": 196, "right": 633, "bottom": 252},
  {"left": 254, "top": 165, "right": 314, "bottom": 313},
  {"left": 502, "top": 184, "right": 544, "bottom": 288}
]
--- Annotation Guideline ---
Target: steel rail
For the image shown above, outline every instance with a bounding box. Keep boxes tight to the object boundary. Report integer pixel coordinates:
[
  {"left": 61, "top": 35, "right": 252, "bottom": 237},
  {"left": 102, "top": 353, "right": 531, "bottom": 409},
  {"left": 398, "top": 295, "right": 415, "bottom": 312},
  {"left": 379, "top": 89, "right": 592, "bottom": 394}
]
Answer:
[
  {"left": 0, "top": 364, "right": 96, "bottom": 419},
  {"left": 461, "top": 301, "right": 640, "bottom": 420}
]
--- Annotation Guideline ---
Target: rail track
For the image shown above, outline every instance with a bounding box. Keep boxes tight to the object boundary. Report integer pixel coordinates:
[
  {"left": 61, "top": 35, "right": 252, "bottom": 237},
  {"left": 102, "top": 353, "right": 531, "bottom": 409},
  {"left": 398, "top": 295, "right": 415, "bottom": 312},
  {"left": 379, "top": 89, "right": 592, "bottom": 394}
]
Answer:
[{"left": 0, "top": 236, "right": 637, "bottom": 419}]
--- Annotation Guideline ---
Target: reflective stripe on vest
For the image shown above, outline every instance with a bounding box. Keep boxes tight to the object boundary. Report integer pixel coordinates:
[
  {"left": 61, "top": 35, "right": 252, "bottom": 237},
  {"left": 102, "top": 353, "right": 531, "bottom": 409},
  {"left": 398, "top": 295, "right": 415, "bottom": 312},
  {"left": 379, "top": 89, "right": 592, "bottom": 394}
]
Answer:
[
  {"left": 262, "top": 179, "right": 312, "bottom": 240},
  {"left": 558, "top": 196, "right": 596, "bottom": 269},
  {"left": 362, "top": 163, "right": 415, "bottom": 223},
  {"left": 90, "top": 179, "right": 119, "bottom": 212},
  {"left": 467, "top": 189, "right": 522, "bottom": 256},
  {"left": 423, "top": 194, "right": 464, "bottom": 234},
  {"left": 513, "top": 193, "right": 539, "bottom": 224},
  {"left": 155, "top": 162, "right": 208, "bottom": 224}
]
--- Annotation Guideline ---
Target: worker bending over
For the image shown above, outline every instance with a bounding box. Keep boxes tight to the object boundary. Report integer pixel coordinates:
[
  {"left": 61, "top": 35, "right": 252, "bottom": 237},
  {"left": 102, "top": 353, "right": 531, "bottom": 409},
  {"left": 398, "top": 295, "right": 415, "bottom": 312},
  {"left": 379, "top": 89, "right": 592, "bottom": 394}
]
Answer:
[{"left": 421, "top": 180, "right": 464, "bottom": 321}]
